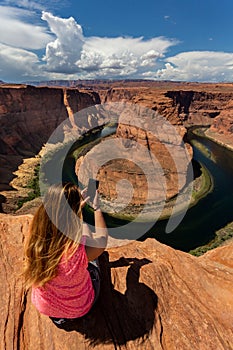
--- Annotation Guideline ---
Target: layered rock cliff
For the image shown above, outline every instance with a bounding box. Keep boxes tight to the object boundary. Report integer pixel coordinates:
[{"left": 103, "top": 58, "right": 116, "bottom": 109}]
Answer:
[
  {"left": 0, "top": 85, "right": 99, "bottom": 156},
  {"left": 1, "top": 82, "right": 233, "bottom": 214},
  {"left": 29, "top": 80, "right": 233, "bottom": 139},
  {"left": 205, "top": 98, "right": 233, "bottom": 150},
  {"left": 0, "top": 213, "right": 232, "bottom": 350},
  {"left": 76, "top": 82, "right": 233, "bottom": 212},
  {"left": 88, "top": 81, "right": 233, "bottom": 135},
  {"left": 0, "top": 85, "right": 100, "bottom": 210}
]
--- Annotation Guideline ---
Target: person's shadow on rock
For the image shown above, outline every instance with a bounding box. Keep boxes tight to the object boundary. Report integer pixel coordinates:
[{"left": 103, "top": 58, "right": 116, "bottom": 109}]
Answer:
[{"left": 58, "top": 252, "right": 158, "bottom": 347}]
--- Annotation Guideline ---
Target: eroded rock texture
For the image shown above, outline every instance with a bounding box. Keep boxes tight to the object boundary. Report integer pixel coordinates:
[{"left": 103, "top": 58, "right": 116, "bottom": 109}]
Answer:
[
  {"left": 0, "top": 213, "right": 233, "bottom": 350},
  {"left": 76, "top": 104, "right": 192, "bottom": 208},
  {"left": 1, "top": 82, "right": 233, "bottom": 214},
  {"left": 0, "top": 85, "right": 99, "bottom": 210},
  {"left": 0, "top": 85, "right": 99, "bottom": 156},
  {"left": 87, "top": 81, "right": 233, "bottom": 133},
  {"left": 76, "top": 80, "right": 233, "bottom": 210}
]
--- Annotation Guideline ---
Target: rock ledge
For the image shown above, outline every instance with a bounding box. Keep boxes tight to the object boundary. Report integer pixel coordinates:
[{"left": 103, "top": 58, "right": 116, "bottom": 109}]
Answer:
[{"left": 0, "top": 214, "right": 233, "bottom": 349}]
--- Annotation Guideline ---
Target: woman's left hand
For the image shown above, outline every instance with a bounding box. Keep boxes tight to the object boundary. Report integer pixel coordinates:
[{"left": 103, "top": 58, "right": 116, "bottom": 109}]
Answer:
[{"left": 80, "top": 187, "right": 90, "bottom": 208}]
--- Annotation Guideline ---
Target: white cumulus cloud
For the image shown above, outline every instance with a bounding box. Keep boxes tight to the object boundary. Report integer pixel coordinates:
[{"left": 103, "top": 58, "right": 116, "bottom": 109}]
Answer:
[
  {"left": 41, "top": 11, "right": 84, "bottom": 73},
  {"left": 41, "top": 12, "right": 177, "bottom": 78},
  {"left": 1, "top": 8, "right": 233, "bottom": 83},
  {"left": 155, "top": 51, "right": 233, "bottom": 82}
]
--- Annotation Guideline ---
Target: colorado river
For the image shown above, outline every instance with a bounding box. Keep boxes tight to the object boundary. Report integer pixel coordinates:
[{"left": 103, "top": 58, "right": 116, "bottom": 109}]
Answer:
[
  {"left": 140, "top": 128, "right": 233, "bottom": 251},
  {"left": 64, "top": 126, "right": 233, "bottom": 252}
]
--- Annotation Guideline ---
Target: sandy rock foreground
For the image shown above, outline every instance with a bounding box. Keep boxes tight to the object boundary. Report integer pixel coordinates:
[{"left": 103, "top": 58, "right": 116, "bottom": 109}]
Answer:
[{"left": 0, "top": 213, "right": 232, "bottom": 350}]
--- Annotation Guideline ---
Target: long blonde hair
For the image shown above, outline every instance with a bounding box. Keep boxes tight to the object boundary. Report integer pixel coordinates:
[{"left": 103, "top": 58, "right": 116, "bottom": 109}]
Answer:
[{"left": 24, "top": 183, "right": 83, "bottom": 288}]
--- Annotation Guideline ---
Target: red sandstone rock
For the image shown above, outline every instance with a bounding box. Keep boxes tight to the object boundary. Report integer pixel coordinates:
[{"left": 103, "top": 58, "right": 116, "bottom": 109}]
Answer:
[
  {"left": 0, "top": 85, "right": 100, "bottom": 211},
  {"left": 0, "top": 213, "right": 233, "bottom": 350},
  {"left": 88, "top": 81, "right": 233, "bottom": 134},
  {"left": 79, "top": 82, "right": 233, "bottom": 204},
  {"left": 207, "top": 99, "right": 233, "bottom": 145},
  {"left": 0, "top": 85, "right": 100, "bottom": 157},
  {"left": 76, "top": 103, "right": 193, "bottom": 208},
  {"left": 1, "top": 82, "right": 233, "bottom": 214}
]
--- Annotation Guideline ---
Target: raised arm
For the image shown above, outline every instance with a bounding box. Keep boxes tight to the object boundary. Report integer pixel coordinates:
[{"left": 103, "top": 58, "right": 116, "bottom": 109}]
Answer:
[{"left": 84, "top": 191, "right": 108, "bottom": 261}]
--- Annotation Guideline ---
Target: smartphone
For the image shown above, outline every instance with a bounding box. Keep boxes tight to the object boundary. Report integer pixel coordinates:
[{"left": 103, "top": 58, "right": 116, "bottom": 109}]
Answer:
[{"left": 87, "top": 178, "right": 99, "bottom": 202}]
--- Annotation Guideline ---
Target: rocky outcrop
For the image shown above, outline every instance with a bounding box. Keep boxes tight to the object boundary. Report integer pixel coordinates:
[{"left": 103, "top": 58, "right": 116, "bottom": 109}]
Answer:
[
  {"left": 164, "top": 90, "right": 223, "bottom": 125},
  {"left": 0, "top": 85, "right": 100, "bottom": 211},
  {"left": 205, "top": 99, "right": 233, "bottom": 149},
  {"left": 0, "top": 213, "right": 233, "bottom": 350},
  {"left": 83, "top": 124, "right": 192, "bottom": 210},
  {"left": 76, "top": 102, "right": 193, "bottom": 214}
]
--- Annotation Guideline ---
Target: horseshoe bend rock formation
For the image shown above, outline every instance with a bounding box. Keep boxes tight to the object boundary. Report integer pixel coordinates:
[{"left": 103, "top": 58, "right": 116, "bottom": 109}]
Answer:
[
  {"left": 1, "top": 82, "right": 233, "bottom": 213},
  {"left": 75, "top": 82, "right": 232, "bottom": 214},
  {"left": 0, "top": 213, "right": 233, "bottom": 350},
  {"left": 76, "top": 82, "right": 233, "bottom": 201},
  {"left": 76, "top": 106, "right": 193, "bottom": 209}
]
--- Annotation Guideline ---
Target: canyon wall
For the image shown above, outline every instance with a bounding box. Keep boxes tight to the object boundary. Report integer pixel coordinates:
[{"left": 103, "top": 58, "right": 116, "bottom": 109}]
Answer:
[
  {"left": 29, "top": 80, "right": 233, "bottom": 137},
  {"left": 0, "top": 85, "right": 100, "bottom": 157},
  {"left": 76, "top": 82, "right": 233, "bottom": 209},
  {"left": 0, "top": 85, "right": 100, "bottom": 207},
  {"left": 1, "top": 82, "right": 233, "bottom": 213},
  {"left": 99, "top": 83, "right": 233, "bottom": 131}
]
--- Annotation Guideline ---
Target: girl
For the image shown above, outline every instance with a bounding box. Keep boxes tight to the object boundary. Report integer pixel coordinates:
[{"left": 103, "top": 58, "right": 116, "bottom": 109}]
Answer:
[{"left": 24, "top": 182, "right": 108, "bottom": 327}]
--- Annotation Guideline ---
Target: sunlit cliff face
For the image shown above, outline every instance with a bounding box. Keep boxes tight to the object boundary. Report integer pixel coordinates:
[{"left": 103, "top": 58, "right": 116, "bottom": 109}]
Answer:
[
  {"left": 0, "top": 85, "right": 99, "bottom": 208},
  {"left": 1, "top": 82, "right": 233, "bottom": 215}
]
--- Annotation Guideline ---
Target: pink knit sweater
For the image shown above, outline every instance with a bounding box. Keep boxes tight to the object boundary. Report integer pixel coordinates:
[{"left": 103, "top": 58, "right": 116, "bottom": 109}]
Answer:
[{"left": 31, "top": 236, "right": 95, "bottom": 318}]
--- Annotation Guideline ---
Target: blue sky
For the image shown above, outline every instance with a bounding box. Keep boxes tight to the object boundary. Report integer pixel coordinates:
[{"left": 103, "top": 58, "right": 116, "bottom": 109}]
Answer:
[{"left": 0, "top": 0, "right": 233, "bottom": 82}]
